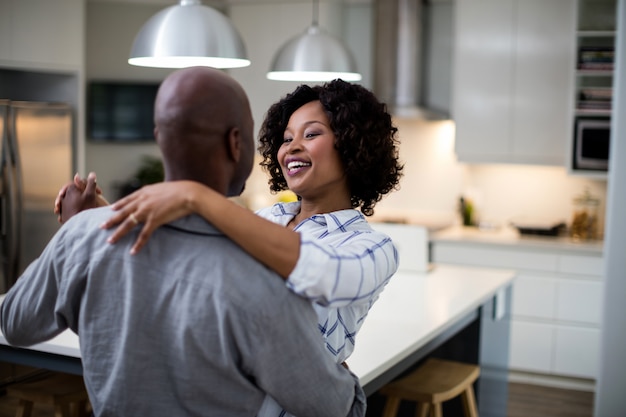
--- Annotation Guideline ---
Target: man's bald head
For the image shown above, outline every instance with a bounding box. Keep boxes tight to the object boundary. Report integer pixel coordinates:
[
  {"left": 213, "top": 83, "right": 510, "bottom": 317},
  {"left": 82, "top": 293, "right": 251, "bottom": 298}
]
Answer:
[{"left": 154, "top": 67, "right": 254, "bottom": 197}]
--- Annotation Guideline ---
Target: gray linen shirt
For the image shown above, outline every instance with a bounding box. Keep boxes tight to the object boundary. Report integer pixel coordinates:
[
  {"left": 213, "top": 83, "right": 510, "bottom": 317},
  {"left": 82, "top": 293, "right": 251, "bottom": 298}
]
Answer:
[{"left": 1, "top": 207, "right": 366, "bottom": 417}]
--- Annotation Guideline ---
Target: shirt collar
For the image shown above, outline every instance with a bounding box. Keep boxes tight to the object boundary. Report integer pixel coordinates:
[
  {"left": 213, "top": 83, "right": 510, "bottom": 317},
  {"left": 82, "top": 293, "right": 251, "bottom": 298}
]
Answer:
[
  {"left": 168, "top": 214, "right": 222, "bottom": 236},
  {"left": 269, "top": 202, "right": 367, "bottom": 233}
]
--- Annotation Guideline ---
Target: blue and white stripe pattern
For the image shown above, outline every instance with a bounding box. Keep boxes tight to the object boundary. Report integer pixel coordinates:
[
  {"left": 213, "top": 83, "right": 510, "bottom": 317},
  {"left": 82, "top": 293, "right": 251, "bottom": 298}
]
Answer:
[{"left": 255, "top": 202, "right": 399, "bottom": 417}]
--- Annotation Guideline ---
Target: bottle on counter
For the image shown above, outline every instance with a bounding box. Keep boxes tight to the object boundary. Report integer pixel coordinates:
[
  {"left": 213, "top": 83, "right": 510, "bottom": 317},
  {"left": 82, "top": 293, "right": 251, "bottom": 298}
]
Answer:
[
  {"left": 570, "top": 189, "right": 600, "bottom": 241},
  {"left": 459, "top": 196, "right": 475, "bottom": 227}
]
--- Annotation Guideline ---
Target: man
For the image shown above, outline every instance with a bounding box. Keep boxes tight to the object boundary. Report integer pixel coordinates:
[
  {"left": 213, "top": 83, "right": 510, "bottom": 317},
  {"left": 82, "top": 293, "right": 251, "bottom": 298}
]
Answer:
[{"left": 0, "top": 67, "right": 366, "bottom": 417}]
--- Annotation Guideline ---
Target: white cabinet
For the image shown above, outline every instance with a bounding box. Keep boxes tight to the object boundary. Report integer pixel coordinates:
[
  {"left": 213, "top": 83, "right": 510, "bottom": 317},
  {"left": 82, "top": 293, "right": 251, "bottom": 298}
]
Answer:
[
  {"left": 511, "top": 273, "right": 557, "bottom": 319},
  {"left": 452, "top": 0, "right": 576, "bottom": 166},
  {"left": 556, "top": 279, "right": 603, "bottom": 325},
  {"left": 554, "top": 326, "right": 600, "bottom": 377},
  {"left": 0, "top": 0, "right": 83, "bottom": 72},
  {"left": 431, "top": 232, "right": 604, "bottom": 381},
  {"left": 510, "top": 321, "right": 553, "bottom": 373}
]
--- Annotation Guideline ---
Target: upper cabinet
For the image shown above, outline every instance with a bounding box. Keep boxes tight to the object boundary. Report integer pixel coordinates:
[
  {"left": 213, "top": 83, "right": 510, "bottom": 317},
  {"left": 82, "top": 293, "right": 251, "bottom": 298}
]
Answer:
[
  {"left": 0, "top": 0, "right": 84, "bottom": 72},
  {"left": 452, "top": 0, "right": 577, "bottom": 166}
]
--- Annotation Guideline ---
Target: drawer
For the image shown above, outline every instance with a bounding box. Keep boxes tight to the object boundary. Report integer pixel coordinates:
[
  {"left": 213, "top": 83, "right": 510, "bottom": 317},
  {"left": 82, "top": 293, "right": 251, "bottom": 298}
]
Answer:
[
  {"left": 558, "top": 254, "right": 604, "bottom": 276},
  {"left": 432, "top": 243, "right": 558, "bottom": 271}
]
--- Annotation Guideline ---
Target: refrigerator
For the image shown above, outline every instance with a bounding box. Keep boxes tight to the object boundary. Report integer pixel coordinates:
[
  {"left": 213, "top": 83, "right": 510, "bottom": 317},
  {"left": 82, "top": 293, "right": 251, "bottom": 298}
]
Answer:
[{"left": 0, "top": 100, "right": 73, "bottom": 293}]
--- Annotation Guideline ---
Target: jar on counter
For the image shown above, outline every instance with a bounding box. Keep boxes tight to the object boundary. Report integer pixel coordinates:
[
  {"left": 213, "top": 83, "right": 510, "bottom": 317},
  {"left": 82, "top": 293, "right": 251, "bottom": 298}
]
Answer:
[{"left": 570, "top": 189, "right": 600, "bottom": 241}]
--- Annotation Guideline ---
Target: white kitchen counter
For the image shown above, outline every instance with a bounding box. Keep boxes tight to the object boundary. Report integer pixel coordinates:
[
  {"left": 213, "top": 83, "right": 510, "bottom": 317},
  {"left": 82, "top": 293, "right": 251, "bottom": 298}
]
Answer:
[
  {"left": 350, "top": 265, "right": 514, "bottom": 389},
  {"left": 432, "top": 225, "right": 603, "bottom": 255},
  {"left": 1, "top": 265, "right": 515, "bottom": 409}
]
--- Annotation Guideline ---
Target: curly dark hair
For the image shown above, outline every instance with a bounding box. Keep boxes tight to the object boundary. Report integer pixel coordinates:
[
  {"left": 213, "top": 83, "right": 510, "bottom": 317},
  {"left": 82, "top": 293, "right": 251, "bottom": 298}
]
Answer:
[{"left": 258, "top": 79, "right": 403, "bottom": 216}]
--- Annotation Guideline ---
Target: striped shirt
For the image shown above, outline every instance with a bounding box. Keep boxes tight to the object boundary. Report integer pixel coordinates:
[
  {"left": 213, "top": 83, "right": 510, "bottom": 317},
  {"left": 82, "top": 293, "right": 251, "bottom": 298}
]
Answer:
[
  {"left": 255, "top": 202, "right": 399, "bottom": 417},
  {"left": 257, "top": 201, "right": 399, "bottom": 362}
]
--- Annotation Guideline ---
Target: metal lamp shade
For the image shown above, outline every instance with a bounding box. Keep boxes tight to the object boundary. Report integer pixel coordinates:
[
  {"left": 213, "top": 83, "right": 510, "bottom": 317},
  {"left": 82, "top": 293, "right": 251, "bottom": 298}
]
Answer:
[
  {"left": 128, "top": 0, "right": 250, "bottom": 69},
  {"left": 267, "top": 25, "right": 362, "bottom": 82}
]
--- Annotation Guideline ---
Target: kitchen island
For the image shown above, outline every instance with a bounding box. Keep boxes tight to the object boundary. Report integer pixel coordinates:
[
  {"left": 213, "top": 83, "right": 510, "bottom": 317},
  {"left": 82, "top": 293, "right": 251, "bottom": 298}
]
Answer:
[{"left": 1, "top": 265, "right": 515, "bottom": 416}]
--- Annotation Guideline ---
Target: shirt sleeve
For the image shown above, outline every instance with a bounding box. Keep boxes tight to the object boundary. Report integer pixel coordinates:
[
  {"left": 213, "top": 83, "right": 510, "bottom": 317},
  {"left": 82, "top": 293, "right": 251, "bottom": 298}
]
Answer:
[
  {"left": 287, "top": 230, "right": 399, "bottom": 307},
  {"left": 0, "top": 220, "right": 85, "bottom": 347},
  {"left": 0, "top": 224, "right": 72, "bottom": 346}
]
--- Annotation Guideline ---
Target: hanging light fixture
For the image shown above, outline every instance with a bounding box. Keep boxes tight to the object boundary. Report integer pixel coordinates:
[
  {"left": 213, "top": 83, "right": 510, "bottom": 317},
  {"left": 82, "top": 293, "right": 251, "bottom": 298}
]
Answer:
[
  {"left": 128, "top": 0, "right": 250, "bottom": 69},
  {"left": 267, "top": 0, "right": 361, "bottom": 82}
]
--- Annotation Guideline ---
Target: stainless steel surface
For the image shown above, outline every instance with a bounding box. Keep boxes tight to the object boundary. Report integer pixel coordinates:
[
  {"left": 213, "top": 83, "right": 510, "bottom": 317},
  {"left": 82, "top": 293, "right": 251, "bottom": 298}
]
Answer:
[
  {"left": 267, "top": 0, "right": 361, "bottom": 82},
  {"left": 374, "top": 0, "right": 450, "bottom": 120},
  {"left": 0, "top": 100, "right": 72, "bottom": 293},
  {"left": 128, "top": 0, "right": 250, "bottom": 69},
  {"left": 267, "top": 25, "right": 361, "bottom": 82}
]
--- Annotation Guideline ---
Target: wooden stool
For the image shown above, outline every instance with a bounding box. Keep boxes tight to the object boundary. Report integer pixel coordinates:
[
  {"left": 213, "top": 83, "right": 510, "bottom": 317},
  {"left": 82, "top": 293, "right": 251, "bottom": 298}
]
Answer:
[
  {"left": 6, "top": 373, "right": 90, "bottom": 417},
  {"left": 379, "top": 358, "right": 480, "bottom": 417}
]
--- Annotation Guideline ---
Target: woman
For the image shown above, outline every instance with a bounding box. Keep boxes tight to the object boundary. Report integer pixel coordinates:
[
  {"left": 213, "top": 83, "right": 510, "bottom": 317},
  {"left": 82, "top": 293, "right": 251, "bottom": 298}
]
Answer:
[{"left": 59, "top": 79, "right": 403, "bottom": 416}]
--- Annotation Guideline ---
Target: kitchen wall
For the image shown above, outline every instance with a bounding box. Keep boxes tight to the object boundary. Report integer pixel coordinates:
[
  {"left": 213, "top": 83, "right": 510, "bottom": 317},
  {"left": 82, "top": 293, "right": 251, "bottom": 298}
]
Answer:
[
  {"left": 228, "top": 0, "right": 373, "bottom": 126},
  {"left": 85, "top": 1, "right": 169, "bottom": 199},
  {"left": 372, "top": 119, "right": 608, "bottom": 234},
  {"left": 85, "top": 0, "right": 371, "bottom": 199},
  {"left": 85, "top": 0, "right": 608, "bottom": 237}
]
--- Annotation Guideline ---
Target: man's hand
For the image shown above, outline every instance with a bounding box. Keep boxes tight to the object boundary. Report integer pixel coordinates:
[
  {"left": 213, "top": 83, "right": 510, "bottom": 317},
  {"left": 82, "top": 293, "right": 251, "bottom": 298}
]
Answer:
[{"left": 58, "top": 172, "right": 109, "bottom": 223}]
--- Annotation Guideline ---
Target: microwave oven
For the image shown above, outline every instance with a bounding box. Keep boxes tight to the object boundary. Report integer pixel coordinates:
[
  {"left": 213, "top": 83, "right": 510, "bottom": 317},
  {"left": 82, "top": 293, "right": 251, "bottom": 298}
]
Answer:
[{"left": 573, "top": 117, "right": 611, "bottom": 171}]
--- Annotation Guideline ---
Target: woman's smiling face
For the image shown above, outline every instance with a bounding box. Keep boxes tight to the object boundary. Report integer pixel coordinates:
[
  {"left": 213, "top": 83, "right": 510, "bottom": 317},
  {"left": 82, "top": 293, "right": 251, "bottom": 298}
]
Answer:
[{"left": 277, "top": 100, "right": 349, "bottom": 203}]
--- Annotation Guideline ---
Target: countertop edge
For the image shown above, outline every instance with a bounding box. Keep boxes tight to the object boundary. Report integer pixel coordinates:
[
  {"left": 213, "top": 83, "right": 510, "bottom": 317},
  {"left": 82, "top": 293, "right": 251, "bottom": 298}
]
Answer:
[{"left": 431, "top": 226, "right": 604, "bottom": 255}]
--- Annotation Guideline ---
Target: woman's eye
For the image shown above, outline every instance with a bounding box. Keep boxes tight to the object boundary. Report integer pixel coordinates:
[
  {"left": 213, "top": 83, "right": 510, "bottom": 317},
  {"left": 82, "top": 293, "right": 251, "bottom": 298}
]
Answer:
[
  {"left": 282, "top": 137, "right": 293, "bottom": 143},
  {"left": 305, "top": 132, "right": 320, "bottom": 139}
]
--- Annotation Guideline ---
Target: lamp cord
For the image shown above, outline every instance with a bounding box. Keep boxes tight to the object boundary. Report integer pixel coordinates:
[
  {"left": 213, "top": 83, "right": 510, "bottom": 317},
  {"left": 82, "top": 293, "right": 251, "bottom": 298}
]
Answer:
[{"left": 312, "top": 0, "right": 319, "bottom": 26}]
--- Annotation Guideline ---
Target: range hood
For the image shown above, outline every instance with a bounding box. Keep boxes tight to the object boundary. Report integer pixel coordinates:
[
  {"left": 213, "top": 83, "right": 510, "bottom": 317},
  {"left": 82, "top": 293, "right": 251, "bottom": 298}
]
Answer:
[{"left": 374, "top": 0, "right": 452, "bottom": 120}]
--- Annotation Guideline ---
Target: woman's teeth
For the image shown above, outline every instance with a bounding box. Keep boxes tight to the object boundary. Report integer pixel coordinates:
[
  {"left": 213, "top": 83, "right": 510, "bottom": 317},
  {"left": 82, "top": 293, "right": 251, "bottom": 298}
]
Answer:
[{"left": 287, "top": 161, "right": 311, "bottom": 170}]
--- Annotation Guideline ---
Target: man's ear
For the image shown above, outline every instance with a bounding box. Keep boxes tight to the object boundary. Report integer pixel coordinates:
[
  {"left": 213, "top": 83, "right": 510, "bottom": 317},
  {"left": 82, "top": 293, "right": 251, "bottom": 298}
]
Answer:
[{"left": 226, "top": 127, "right": 241, "bottom": 163}]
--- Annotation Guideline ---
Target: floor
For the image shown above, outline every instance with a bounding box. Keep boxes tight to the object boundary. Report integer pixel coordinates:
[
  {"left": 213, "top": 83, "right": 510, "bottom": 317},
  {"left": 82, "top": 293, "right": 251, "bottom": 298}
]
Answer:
[
  {"left": 0, "top": 382, "right": 594, "bottom": 417},
  {"left": 507, "top": 382, "right": 594, "bottom": 417}
]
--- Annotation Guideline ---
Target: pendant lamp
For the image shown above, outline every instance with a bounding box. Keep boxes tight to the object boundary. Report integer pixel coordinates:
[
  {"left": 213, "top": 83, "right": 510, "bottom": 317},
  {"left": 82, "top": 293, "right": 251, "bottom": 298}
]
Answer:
[
  {"left": 128, "top": 0, "right": 250, "bottom": 69},
  {"left": 267, "top": 0, "right": 362, "bottom": 82}
]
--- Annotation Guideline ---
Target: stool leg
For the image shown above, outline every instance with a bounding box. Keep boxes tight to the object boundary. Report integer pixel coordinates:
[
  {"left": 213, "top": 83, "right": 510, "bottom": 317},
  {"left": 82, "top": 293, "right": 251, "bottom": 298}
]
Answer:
[
  {"left": 382, "top": 396, "right": 401, "bottom": 417},
  {"left": 461, "top": 385, "right": 479, "bottom": 417},
  {"left": 431, "top": 403, "right": 443, "bottom": 417},
  {"left": 15, "top": 399, "right": 33, "bottom": 417},
  {"left": 415, "top": 402, "right": 430, "bottom": 417}
]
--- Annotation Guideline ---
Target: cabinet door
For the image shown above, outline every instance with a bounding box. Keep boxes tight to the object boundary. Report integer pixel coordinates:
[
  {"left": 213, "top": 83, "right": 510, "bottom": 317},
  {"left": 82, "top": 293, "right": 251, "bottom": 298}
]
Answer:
[
  {"left": 556, "top": 279, "right": 603, "bottom": 325},
  {"left": 510, "top": 321, "right": 553, "bottom": 372},
  {"left": 453, "top": 0, "right": 576, "bottom": 165},
  {"left": 453, "top": 0, "right": 515, "bottom": 163},
  {"left": 554, "top": 326, "right": 600, "bottom": 378},
  {"left": 512, "top": 0, "right": 576, "bottom": 165},
  {"left": 1, "top": 0, "right": 83, "bottom": 70},
  {"left": 511, "top": 273, "right": 557, "bottom": 320}
]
